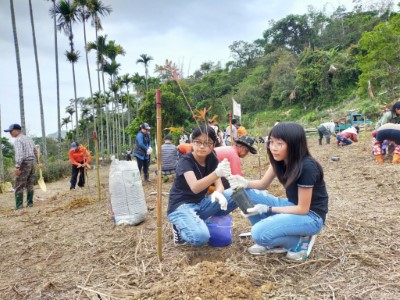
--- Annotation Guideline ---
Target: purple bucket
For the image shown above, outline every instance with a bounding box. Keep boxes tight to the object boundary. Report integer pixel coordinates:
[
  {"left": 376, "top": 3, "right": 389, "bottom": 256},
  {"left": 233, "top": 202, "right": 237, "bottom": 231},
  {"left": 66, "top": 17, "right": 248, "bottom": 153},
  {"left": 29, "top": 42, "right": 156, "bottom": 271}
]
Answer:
[{"left": 206, "top": 215, "right": 233, "bottom": 247}]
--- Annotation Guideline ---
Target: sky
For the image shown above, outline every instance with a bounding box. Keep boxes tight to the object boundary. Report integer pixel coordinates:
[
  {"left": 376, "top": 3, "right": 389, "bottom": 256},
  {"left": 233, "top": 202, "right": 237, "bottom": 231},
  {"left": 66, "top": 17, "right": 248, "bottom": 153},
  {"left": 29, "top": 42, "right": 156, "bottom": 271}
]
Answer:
[{"left": 0, "top": 0, "right": 356, "bottom": 138}]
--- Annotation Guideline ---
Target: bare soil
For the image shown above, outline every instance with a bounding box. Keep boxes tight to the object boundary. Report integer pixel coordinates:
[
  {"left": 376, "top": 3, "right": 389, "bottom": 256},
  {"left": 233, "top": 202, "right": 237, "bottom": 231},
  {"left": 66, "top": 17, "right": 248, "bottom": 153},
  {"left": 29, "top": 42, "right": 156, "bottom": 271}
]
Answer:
[{"left": 0, "top": 135, "right": 399, "bottom": 299}]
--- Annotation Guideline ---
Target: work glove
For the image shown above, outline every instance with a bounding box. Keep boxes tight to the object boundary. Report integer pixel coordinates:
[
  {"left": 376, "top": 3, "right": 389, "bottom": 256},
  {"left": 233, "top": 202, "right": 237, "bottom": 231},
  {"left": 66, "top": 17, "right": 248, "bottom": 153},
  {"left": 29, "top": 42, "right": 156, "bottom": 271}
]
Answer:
[
  {"left": 228, "top": 175, "right": 248, "bottom": 190},
  {"left": 147, "top": 146, "right": 153, "bottom": 155},
  {"left": 210, "top": 190, "right": 228, "bottom": 210},
  {"left": 245, "top": 204, "right": 271, "bottom": 217},
  {"left": 214, "top": 158, "right": 231, "bottom": 177}
]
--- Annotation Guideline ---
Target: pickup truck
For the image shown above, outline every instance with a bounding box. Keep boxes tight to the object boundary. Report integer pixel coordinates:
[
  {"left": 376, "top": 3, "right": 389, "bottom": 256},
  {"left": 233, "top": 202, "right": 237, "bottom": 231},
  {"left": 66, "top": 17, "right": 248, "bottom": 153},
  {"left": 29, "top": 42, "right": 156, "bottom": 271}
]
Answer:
[{"left": 335, "top": 113, "right": 373, "bottom": 132}]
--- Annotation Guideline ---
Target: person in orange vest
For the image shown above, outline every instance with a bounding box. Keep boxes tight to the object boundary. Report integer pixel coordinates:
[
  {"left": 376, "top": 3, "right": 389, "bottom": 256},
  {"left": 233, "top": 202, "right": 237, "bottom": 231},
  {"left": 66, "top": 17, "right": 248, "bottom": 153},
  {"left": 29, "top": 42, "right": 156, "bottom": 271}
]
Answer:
[
  {"left": 68, "top": 142, "right": 92, "bottom": 190},
  {"left": 237, "top": 122, "right": 248, "bottom": 136},
  {"left": 177, "top": 141, "right": 193, "bottom": 158}
]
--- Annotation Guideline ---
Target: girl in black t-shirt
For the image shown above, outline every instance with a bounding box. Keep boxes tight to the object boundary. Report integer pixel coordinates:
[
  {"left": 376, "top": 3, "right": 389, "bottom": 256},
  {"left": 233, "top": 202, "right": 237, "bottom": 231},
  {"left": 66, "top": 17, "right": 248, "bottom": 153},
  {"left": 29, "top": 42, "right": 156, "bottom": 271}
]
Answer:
[
  {"left": 167, "top": 125, "right": 237, "bottom": 246},
  {"left": 228, "top": 122, "right": 328, "bottom": 261}
]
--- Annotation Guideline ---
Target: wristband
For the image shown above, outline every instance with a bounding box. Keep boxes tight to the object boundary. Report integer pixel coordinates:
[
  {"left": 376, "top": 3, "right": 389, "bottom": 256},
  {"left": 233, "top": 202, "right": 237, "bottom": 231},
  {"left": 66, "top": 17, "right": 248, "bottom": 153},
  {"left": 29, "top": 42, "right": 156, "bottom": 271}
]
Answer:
[{"left": 268, "top": 206, "right": 273, "bottom": 215}]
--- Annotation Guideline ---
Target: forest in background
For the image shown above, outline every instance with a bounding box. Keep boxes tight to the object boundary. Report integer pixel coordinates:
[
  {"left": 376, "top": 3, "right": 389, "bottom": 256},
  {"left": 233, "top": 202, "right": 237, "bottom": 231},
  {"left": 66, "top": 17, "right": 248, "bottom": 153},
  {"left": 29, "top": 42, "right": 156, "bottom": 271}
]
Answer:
[{"left": 1, "top": 0, "right": 400, "bottom": 183}]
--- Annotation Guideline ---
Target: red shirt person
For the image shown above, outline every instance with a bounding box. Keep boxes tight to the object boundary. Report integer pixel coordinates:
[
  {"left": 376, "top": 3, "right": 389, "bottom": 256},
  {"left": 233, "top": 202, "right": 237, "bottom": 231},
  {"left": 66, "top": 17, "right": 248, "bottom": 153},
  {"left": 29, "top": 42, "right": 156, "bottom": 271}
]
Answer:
[
  {"left": 215, "top": 136, "right": 257, "bottom": 188},
  {"left": 336, "top": 126, "right": 359, "bottom": 146}
]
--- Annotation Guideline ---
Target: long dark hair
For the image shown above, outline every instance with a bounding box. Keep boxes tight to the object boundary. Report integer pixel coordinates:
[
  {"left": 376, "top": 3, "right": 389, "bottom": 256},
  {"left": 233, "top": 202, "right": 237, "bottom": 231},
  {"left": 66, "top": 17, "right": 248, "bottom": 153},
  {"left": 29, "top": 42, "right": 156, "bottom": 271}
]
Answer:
[
  {"left": 267, "top": 122, "right": 323, "bottom": 188},
  {"left": 191, "top": 125, "right": 217, "bottom": 143},
  {"left": 191, "top": 125, "right": 218, "bottom": 174},
  {"left": 391, "top": 101, "right": 400, "bottom": 115}
]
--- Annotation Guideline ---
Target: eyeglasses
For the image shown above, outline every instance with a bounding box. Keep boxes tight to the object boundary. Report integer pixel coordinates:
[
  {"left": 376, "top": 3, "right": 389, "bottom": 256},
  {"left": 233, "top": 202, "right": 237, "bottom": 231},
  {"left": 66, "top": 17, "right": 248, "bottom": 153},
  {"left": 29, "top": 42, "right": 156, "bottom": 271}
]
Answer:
[
  {"left": 192, "top": 140, "right": 214, "bottom": 148},
  {"left": 267, "top": 140, "right": 285, "bottom": 150}
]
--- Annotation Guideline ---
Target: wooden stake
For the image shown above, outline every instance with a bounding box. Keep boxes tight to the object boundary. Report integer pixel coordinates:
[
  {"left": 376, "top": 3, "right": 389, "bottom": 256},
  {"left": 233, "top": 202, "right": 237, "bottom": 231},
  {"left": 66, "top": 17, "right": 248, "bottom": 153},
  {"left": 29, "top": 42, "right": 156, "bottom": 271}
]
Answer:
[{"left": 156, "top": 89, "right": 163, "bottom": 261}]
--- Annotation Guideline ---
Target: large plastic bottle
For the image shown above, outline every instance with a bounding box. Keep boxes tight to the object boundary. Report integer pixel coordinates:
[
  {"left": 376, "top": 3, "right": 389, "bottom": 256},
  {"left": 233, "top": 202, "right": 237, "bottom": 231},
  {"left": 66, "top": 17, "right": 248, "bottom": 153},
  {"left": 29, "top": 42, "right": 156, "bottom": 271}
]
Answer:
[{"left": 109, "top": 158, "right": 147, "bottom": 225}]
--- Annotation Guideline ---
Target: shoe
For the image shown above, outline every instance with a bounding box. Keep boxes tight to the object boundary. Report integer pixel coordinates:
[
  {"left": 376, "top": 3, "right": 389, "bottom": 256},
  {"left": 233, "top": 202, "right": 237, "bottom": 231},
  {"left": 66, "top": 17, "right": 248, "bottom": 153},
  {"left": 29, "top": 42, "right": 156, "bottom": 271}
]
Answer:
[
  {"left": 172, "top": 224, "right": 187, "bottom": 246},
  {"left": 375, "top": 154, "right": 384, "bottom": 164},
  {"left": 248, "top": 244, "right": 288, "bottom": 255},
  {"left": 286, "top": 235, "right": 316, "bottom": 261},
  {"left": 70, "top": 187, "right": 75, "bottom": 190}
]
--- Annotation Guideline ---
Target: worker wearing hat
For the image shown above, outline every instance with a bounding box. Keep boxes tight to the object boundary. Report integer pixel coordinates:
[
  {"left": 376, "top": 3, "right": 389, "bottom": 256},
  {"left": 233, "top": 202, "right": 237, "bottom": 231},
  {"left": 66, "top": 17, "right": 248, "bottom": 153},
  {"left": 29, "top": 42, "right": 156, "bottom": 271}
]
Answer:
[
  {"left": 215, "top": 135, "right": 257, "bottom": 188},
  {"left": 68, "top": 142, "right": 92, "bottom": 190},
  {"left": 134, "top": 123, "right": 152, "bottom": 182},
  {"left": 4, "top": 123, "right": 40, "bottom": 209}
]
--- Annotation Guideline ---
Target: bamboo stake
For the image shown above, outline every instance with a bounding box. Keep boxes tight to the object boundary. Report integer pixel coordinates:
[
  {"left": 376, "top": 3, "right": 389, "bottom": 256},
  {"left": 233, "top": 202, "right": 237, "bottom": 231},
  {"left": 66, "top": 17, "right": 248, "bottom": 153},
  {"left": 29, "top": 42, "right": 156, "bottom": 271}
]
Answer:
[{"left": 155, "top": 89, "right": 163, "bottom": 261}]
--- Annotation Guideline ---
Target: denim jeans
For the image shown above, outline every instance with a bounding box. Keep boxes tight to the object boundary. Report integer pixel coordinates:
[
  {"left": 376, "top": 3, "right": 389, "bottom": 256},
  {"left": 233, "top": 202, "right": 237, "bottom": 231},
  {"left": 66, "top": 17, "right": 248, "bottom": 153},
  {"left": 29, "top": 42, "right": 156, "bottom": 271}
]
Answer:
[
  {"left": 167, "top": 189, "right": 238, "bottom": 247},
  {"left": 336, "top": 136, "right": 352, "bottom": 145},
  {"left": 244, "top": 189, "right": 324, "bottom": 251}
]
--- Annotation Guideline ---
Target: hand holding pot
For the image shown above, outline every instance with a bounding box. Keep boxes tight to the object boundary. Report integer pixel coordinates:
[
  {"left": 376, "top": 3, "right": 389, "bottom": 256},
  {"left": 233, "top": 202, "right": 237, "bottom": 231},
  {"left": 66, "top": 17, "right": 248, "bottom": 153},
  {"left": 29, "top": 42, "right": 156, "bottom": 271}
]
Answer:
[{"left": 215, "top": 158, "right": 231, "bottom": 177}]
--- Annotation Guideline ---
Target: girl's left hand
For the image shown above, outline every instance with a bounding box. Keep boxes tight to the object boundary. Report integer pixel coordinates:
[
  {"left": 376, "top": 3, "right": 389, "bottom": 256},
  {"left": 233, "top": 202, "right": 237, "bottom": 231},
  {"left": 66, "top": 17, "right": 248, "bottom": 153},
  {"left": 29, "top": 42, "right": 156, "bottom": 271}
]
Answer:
[
  {"left": 210, "top": 191, "right": 228, "bottom": 210},
  {"left": 246, "top": 204, "right": 270, "bottom": 216}
]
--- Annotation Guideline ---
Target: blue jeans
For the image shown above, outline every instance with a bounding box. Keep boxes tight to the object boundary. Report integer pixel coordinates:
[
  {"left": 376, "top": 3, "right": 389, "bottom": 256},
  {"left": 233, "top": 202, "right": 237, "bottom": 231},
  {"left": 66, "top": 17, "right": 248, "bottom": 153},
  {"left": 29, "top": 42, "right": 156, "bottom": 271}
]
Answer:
[
  {"left": 336, "top": 136, "right": 352, "bottom": 145},
  {"left": 167, "top": 189, "right": 238, "bottom": 247},
  {"left": 245, "top": 189, "right": 324, "bottom": 251}
]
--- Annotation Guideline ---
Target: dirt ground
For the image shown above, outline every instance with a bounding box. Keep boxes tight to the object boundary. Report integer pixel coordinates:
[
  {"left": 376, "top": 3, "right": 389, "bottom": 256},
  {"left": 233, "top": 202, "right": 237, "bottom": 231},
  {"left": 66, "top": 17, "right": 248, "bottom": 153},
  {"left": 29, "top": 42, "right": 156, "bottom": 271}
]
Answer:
[{"left": 0, "top": 133, "right": 399, "bottom": 300}]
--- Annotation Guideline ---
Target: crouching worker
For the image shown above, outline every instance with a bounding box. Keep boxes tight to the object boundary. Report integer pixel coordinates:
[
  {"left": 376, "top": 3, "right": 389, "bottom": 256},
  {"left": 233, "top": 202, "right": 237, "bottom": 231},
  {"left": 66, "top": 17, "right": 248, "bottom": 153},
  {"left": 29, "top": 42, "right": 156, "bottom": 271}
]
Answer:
[
  {"left": 336, "top": 126, "right": 359, "bottom": 146},
  {"left": 69, "top": 142, "right": 92, "bottom": 190},
  {"left": 372, "top": 123, "right": 400, "bottom": 164},
  {"left": 228, "top": 122, "right": 328, "bottom": 261},
  {"left": 167, "top": 125, "right": 237, "bottom": 246}
]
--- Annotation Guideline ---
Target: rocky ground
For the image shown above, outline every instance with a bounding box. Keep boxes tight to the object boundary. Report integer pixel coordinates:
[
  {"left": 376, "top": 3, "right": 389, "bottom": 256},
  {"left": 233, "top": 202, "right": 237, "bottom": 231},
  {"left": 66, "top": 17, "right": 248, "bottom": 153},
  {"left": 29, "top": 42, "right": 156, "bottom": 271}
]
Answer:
[{"left": 0, "top": 133, "right": 399, "bottom": 299}]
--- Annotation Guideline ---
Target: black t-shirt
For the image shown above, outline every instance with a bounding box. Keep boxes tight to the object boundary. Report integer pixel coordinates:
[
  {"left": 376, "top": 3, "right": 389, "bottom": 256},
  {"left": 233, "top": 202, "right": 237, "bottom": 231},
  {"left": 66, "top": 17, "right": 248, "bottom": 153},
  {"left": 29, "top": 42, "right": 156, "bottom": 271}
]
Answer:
[
  {"left": 278, "top": 156, "right": 329, "bottom": 222},
  {"left": 167, "top": 152, "right": 219, "bottom": 214}
]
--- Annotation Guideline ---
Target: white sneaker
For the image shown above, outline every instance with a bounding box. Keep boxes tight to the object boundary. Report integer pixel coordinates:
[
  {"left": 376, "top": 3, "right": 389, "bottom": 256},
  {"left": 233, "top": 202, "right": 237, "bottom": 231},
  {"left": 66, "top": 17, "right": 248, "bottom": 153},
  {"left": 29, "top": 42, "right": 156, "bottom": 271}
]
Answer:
[
  {"left": 248, "top": 244, "right": 288, "bottom": 255},
  {"left": 286, "top": 235, "right": 317, "bottom": 261}
]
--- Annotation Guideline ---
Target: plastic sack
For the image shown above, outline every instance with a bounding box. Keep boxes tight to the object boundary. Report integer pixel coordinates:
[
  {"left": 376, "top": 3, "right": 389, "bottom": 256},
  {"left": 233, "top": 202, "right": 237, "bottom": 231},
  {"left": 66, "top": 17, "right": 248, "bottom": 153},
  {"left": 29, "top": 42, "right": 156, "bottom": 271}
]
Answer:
[{"left": 109, "top": 159, "right": 147, "bottom": 225}]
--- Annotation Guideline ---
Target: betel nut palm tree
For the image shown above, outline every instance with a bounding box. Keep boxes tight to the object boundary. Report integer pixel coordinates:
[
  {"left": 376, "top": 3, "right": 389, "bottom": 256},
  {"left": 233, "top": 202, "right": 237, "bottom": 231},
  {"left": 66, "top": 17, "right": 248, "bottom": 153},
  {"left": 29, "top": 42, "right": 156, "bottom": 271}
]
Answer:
[
  {"left": 74, "top": 0, "right": 111, "bottom": 134},
  {"left": 29, "top": 0, "right": 47, "bottom": 158},
  {"left": 136, "top": 54, "right": 153, "bottom": 94},
  {"left": 47, "top": 0, "right": 62, "bottom": 160},
  {"left": 52, "top": 0, "right": 80, "bottom": 140},
  {"left": 9, "top": 0, "right": 26, "bottom": 134}
]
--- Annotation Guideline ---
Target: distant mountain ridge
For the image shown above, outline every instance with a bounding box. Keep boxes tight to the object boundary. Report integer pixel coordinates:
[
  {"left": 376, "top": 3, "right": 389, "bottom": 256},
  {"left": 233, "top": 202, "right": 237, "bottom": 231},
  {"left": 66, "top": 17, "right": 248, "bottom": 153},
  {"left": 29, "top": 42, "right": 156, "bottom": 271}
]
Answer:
[{"left": 47, "top": 130, "right": 67, "bottom": 139}]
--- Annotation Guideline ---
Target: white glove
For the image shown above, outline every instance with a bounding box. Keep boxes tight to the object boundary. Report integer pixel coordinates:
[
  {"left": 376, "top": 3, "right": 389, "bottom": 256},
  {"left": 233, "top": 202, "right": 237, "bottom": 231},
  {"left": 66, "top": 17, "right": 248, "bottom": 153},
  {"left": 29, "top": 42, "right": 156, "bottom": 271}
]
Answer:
[
  {"left": 228, "top": 175, "right": 248, "bottom": 190},
  {"left": 214, "top": 158, "right": 231, "bottom": 177},
  {"left": 245, "top": 204, "right": 270, "bottom": 216},
  {"left": 147, "top": 146, "right": 153, "bottom": 155},
  {"left": 210, "top": 191, "right": 228, "bottom": 210}
]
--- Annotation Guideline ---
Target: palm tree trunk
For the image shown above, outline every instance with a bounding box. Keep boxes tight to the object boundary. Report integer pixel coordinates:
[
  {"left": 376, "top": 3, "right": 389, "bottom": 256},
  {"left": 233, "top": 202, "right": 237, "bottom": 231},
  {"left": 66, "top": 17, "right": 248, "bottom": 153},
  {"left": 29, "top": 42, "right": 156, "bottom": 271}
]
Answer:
[
  {"left": 102, "top": 73, "right": 110, "bottom": 155},
  {"left": 29, "top": 0, "right": 47, "bottom": 158},
  {"left": 126, "top": 86, "right": 131, "bottom": 146},
  {"left": 10, "top": 0, "right": 26, "bottom": 134},
  {"left": 145, "top": 67, "right": 149, "bottom": 93},
  {"left": 51, "top": 0, "right": 62, "bottom": 161},
  {"left": 82, "top": 12, "right": 95, "bottom": 135},
  {"left": 72, "top": 62, "right": 79, "bottom": 140}
]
